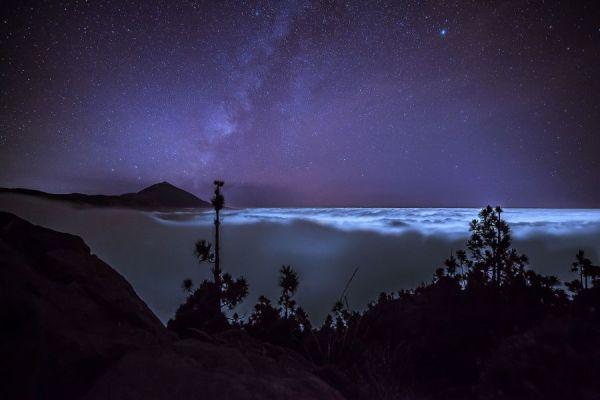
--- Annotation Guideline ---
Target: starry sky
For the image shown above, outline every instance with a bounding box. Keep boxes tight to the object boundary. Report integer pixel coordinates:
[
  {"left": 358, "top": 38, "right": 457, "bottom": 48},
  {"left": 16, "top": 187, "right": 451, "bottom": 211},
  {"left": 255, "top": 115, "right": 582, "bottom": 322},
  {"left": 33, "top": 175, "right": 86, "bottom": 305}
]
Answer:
[{"left": 1, "top": 0, "right": 599, "bottom": 207}]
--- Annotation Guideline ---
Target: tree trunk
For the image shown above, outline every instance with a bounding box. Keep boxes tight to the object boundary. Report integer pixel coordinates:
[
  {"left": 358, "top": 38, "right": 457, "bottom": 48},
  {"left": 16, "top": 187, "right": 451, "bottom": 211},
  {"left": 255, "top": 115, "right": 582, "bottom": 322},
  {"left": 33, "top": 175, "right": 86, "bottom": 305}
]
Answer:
[{"left": 214, "top": 208, "right": 221, "bottom": 293}]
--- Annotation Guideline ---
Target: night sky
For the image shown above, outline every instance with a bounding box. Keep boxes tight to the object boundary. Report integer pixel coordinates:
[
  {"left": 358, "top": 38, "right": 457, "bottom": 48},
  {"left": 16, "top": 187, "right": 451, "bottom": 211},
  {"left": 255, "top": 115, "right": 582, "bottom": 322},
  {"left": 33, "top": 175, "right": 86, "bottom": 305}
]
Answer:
[{"left": 1, "top": 1, "right": 599, "bottom": 207}]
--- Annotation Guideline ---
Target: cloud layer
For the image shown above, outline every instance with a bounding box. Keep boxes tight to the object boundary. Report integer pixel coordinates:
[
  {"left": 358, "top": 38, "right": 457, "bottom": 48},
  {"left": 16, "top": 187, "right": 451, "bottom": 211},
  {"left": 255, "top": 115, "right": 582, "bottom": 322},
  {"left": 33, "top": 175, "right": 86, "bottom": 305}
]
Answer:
[{"left": 2, "top": 194, "right": 599, "bottom": 324}]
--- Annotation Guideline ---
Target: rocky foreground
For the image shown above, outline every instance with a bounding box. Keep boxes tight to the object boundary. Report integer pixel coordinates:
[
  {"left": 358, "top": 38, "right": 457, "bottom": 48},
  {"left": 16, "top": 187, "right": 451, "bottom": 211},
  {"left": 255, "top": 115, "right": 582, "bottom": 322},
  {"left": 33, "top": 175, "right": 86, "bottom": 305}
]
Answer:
[{"left": 0, "top": 211, "right": 344, "bottom": 400}]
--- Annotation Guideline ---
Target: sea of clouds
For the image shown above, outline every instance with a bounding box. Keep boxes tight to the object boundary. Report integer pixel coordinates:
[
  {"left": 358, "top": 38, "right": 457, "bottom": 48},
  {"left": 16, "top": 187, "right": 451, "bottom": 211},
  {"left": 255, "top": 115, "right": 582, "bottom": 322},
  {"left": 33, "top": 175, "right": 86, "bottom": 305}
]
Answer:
[
  {"left": 152, "top": 207, "right": 600, "bottom": 237},
  {"left": 2, "top": 194, "right": 600, "bottom": 324}
]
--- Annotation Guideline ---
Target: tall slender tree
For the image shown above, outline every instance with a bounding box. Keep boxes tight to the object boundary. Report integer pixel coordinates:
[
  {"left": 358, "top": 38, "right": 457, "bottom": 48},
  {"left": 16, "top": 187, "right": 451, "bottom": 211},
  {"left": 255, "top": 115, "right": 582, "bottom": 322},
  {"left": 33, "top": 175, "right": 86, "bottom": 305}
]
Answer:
[
  {"left": 173, "top": 180, "right": 248, "bottom": 332},
  {"left": 278, "top": 265, "right": 299, "bottom": 318},
  {"left": 192, "top": 180, "right": 229, "bottom": 305},
  {"left": 571, "top": 250, "right": 595, "bottom": 290},
  {"left": 212, "top": 180, "right": 224, "bottom": 292}
]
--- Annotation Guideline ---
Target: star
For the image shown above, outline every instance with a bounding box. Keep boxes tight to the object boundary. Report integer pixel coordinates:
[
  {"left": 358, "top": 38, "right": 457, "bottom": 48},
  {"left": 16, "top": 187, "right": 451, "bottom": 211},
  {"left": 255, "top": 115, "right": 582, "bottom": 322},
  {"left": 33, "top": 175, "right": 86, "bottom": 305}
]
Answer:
[{"left": 440, "top": 28, "right": 448, "bottom": 37}]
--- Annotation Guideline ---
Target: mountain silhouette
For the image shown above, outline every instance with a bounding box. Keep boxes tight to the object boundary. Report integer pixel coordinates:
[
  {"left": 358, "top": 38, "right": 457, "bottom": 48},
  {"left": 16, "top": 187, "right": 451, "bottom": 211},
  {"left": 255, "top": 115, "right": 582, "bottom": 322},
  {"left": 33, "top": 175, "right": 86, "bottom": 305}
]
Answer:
[
  {"left": 122, "top": 181, "right": 211, "bottom": 208},
  {"left": 0, "top": 181, "right": 210, "bottom": 209}
]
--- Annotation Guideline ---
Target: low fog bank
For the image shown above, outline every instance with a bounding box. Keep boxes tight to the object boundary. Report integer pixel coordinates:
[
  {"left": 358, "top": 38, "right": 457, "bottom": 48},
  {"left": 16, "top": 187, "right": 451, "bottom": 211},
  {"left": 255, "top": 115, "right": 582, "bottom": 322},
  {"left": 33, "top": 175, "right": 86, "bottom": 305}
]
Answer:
[{"left": 1, "top": 193, "right": 599, "bottom": 324}]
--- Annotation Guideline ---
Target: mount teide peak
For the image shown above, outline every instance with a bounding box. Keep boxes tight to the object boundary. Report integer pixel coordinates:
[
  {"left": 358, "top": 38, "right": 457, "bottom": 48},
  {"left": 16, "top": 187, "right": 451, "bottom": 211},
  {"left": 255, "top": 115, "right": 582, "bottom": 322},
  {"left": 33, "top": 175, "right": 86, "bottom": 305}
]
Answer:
[
  {"left": 0, "top": 181, "right": 211, "bottom": 209},
  {"left": 122, "top": 181, "right": 211, "bottom": 208}
]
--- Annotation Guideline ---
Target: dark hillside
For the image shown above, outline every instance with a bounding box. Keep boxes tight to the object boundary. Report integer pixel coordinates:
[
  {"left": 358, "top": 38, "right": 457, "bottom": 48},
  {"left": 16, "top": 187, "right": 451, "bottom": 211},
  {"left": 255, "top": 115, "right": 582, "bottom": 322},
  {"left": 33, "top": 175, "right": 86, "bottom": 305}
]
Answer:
[
  {"left": 0, "top": 211, "right": 342, "bottom": 400},
  {"left": 0, "top": 181, "right": 210, "bottom": 209}
]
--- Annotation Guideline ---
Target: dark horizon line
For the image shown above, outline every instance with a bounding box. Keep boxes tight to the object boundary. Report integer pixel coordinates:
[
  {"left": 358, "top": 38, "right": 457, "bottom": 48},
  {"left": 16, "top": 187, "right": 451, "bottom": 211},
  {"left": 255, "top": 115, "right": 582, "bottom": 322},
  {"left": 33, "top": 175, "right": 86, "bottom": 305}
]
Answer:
[{"left": 1, "top": 184, "right": 599, "bottom": 210}]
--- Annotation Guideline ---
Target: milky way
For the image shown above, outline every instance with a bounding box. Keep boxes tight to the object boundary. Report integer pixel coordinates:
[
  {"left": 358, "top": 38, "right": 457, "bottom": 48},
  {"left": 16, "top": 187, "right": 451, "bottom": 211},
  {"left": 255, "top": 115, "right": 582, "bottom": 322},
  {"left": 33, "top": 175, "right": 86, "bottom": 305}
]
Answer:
[{"left": 1, "top": 1, "right": 599, "bottom": 207}]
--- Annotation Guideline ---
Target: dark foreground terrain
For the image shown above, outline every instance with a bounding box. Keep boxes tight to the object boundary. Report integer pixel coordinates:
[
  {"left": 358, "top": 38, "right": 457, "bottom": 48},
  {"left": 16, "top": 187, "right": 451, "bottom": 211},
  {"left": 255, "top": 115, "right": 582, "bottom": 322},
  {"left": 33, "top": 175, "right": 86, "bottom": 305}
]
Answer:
[
  {"left": 1, "top": 208, "right": 600, "bottom": 400},
  {"left": 0, "top": 212, "right": 342, "bottom": 400}
]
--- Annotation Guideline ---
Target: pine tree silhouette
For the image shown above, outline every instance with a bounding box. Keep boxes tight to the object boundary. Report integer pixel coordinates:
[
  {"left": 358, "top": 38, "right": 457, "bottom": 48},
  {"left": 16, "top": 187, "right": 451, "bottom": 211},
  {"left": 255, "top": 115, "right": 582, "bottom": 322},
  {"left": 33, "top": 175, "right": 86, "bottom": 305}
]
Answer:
[
  {"left": 569, "top": 250, "right": 600, "bottom": 293},
  {"left": 278, "top": 265, "right": 299, "bottom": 319},
  {"left": 451, "top": 205, "right": 529, "bottom": 287}
]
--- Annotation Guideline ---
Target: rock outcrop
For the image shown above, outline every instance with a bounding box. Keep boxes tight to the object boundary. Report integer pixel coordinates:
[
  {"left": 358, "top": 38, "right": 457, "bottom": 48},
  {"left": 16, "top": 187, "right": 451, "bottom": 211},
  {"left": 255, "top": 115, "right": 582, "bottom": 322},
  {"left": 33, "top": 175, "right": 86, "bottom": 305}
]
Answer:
[{"left": 0, "top": 212, "right": 343, "bottom": 400}]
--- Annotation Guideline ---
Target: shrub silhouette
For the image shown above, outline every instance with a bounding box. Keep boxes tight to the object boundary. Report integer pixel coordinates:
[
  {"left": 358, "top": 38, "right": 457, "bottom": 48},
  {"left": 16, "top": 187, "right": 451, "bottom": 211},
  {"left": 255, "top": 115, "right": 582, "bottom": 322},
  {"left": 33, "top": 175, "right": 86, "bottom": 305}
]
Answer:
[
  {"left": 246, "top": 265, "right": 311, "bottom": 350},
  {"left": 181, "top": 277, "right": 193, "bottom": 294}
]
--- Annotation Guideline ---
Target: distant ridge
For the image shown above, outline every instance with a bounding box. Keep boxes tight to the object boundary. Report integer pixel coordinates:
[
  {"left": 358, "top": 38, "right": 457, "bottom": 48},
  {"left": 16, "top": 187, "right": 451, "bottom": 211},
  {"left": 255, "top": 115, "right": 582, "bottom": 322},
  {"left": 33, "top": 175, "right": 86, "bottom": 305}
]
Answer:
[{"left": 0, "top": 181, "right": 211, "bottom": 209}]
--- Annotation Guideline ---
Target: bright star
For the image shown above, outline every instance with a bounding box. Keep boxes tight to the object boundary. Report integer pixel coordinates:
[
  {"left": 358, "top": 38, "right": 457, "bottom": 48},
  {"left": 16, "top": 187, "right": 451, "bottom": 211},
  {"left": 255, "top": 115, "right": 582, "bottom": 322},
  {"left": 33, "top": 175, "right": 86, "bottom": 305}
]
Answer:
[{"left": 440, "top": 28, "right": 448, "bottom": 37}]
